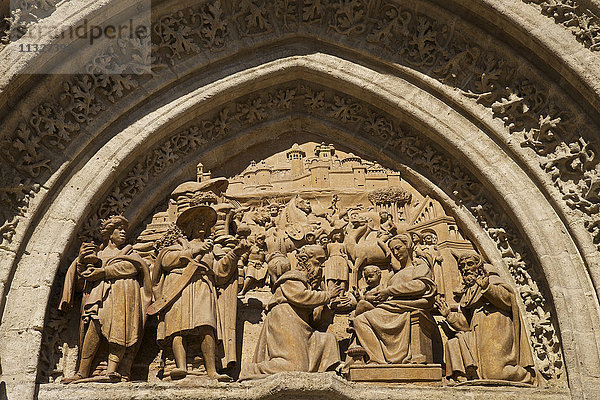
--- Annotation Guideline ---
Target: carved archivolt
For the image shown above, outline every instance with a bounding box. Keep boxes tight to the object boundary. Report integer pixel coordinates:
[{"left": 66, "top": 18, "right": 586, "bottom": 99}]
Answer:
[
  {"left": 3, "top": 1, "right": 600, "bottom": 53},
  {"left": 0, "top": 0, "right": 598, "bottom": 259},
  {"left": 522, "top": 0, "right": 600, "bottom": 51}
]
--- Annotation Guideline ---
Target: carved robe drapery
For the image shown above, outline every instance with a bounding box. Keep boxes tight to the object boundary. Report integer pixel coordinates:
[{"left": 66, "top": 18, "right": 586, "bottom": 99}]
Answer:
[
  {"left": 152, "top": 239, "right": 240, "bottom": 355},
  {"left": 444, "top": 271, "right": 535, "bottom": 383},
  {"left": 59, "top": 245, "right": 151, "bottom": 348},
  {"left": 240, "top": 270, "right": 340, "bottom": 379},
  {"left": 353, "top": 258, "right": 436, "bottom": 364}
]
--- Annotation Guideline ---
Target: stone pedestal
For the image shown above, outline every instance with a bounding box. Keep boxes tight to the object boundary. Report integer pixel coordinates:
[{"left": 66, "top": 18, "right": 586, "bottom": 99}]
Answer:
[
  {"left": 410, "top": 311, "right": 440, "bottom": 364},
  {"left": 348, "top": 364, "right": 443, "bottom": 383}
]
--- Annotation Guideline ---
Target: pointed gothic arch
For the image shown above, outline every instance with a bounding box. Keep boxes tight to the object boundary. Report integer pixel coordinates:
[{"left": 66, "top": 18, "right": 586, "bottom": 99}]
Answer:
[{"left": 0, "top": 1, "right": 599, "bottom": 399}]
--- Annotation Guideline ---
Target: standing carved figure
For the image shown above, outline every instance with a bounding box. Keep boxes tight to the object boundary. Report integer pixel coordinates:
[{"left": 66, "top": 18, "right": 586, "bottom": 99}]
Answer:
[
  {"left": 324, "top": 228, "right": 352, "bottom": 293},
  {"left": 148, "top": 205, "right": 249, "bottom": 381},
  {"left": 352, "top": 233, "right": 437, "bottom": 364},
  {"left": 239, "top": 245, "right": 342, "bottom": 379},
  {"left": 239, "top": 233, "right": 269, "bottom": 295},
  {"left": 59, "top": 216, "right": 152, "bottom": 383},
  {"left": 435, "top": 253, "right": 535, "bottom": 384}
]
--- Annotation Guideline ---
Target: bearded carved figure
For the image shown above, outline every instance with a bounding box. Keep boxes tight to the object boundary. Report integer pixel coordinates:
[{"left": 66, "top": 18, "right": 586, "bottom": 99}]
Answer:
[
  {"left": 239, "top": 245, "right": 342, "bottom": 379},
  {"left": 435, "top": 253, "right": 536, "bottom": 384}
]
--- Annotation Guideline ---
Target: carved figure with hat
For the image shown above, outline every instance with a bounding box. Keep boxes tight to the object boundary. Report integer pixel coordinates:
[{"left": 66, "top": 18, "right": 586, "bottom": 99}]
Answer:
[{"left": 149, "top": 200, "right": 250, "bottom": 382}]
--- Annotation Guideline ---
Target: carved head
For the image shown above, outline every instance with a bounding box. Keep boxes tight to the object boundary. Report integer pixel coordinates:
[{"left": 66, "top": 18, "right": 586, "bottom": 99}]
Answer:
[
  {"left": 318, "top": 233, "right": 329, "bottom": 247},
  {"left": 421, "top": 229, "right": 438, "bottom": 245},
  {"left": 329, "top": 229, "right": 343, "bottom": 242},
  {"left": 456, "top": 253, "right": 485, "bottom": 287},
  {"left": 296, "top": 245, "right": 326, "bottom": 288},
  {"left": 363, "top": 265, "right": 382, "bottom": 288},
  {"left": 378, "top": 210, "right": 389, "bottom": 222},
  {"left": 296, "top": 198, "right": 312, "bottom": 215},
  {"left": 100, "top": 215, "right": 128, "bottom": 247},
  {"left": 176, "top": 205, "right": 218, "bottom": 240},
  {"left": 305, "top": 231, "right": 316, "bottom": 245},
  {"left": 268, "top": 203, "right": 280, "bottom": 217},
  {"left": 254, "top": 233, "right": 266, "bottom": 247},
  {"left": 267, "top": 254, "right": 291, "bottom": 286},
  {"left": 388, "top": 233, "right": 414, "bottom": 265}
]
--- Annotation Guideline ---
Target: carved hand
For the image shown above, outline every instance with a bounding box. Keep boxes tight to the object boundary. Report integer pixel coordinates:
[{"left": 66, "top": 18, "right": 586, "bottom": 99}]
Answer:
[
  {"left": 78, "top": 243, "right": 100, "bottom": 266},
  {"left": 190, "top": 239, "right": 213, "bottom": 256},
  {"left": 80, "top": 266, "right": 105, "bottom": 281},
  {"left": 328, "top": 285, "right": 345, "bottom": 300},
  {"left": 332, "top": 294, "right": 355, "bottom": 310},
  {"left": 434, "top": 296, "right": 450, "bottom": 317},
  {"left": 371, "top": 287, "right": 389, "bottom": 302},
  {"left": 476, "top": 271, "right": 490, "bottom": 290},
  {"left": 363, "top": 290, "right": 376, "bottom": 301},
  {"left": 234, "top": 239, "right": 252, "bottom": 256}
]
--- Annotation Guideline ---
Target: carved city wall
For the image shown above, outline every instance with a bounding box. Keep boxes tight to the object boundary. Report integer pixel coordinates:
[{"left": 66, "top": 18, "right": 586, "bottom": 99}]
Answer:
[{"left": 0, "top": 1, "right": 599, "bottom": 400}]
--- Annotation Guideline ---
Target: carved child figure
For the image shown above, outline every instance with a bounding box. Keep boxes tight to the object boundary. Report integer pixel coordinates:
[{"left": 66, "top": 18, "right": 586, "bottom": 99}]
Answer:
[
  {"left": 59, "top": 216, "right": 151, "bottom": 383},
  {"left": 435, "top": 253, "right": 536, "bottom": 384},
  {"left": 240, "top": 233, "right": 269, "bottom": 295},
  {"left": 353, "top": 265, "right": 383, "bottom": 316}
]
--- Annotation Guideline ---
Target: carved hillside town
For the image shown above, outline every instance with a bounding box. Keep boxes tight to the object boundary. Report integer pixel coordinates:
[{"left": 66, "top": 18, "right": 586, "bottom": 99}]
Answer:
[
  {"left": 46, "top": 143, "right": 537, "bottom": 387},
  {"left": 4, "top": 1, "right": 600, "bottom": 400}
]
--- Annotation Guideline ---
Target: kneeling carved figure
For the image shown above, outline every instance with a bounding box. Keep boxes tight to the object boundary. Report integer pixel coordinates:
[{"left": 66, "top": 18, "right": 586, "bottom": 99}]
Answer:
[
  {"left": 435, "top": 253, "right": 536, "bottom": 384},
  {"left": 240, "top": 245, "right": 342, "bottom": 379}
]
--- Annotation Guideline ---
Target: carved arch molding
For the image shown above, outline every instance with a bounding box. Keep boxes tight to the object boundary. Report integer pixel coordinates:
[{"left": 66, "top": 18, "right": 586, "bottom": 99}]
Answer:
[{"left": 1, "top": 0, "right": 600, "bottom": 399}]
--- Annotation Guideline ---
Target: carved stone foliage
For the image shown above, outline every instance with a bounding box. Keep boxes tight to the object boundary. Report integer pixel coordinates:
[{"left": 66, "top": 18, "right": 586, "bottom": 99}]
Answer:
[
  {"left": 1, "top": 0, "right": 598, "bottom": 257},
  {"left": 123, "top": 0, "right": 600, "bottom": 254},
  {"left": 0, "top": 36, "right": 150, "bottom": 244},
  {"left": 76, "top": 83, "right": 563, "bottom": 380},
  {"left": 524, "top": 0, "right": 600, "bottom": 51},
  {"left": 0, "top": 0, "right": 61, "bottom": 49},
  {"left": 0, "top": 1, "right": 593, "bottom": 379}
]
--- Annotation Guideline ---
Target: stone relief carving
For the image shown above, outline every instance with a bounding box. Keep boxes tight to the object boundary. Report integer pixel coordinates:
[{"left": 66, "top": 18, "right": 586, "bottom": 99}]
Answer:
[
  {"left": 0, "top": 2, "right": 581, "bottom": 385},
  {"left": 435, "top": 253, "right": 536, "bottom": 384},
  {"left": 69, "top": 83, "right": 563, "bottom": 381},
  {"left": 0, "top": 0, "right": 62, "bottom": 49},
  {"left": 1, "top": 0, "right": 597, "bottom": 264},
  {"left": 45, "top": 142, "right": 556, "bottom": 386},
  {"left": 149, "top": 184, "right": 249, "bottom": 381},
  {"left": 346, "top": 233, "right": 441, "bottom": 382}
]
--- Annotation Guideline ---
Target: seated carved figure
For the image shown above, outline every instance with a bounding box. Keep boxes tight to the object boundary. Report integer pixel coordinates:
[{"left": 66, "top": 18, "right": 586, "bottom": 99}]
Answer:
[
  {"left": 352, "top": 233, "right": 437, "bottom": 364},
  {"left": 435, "top": 253, "right": 536, "bottom": 384},
  {"left": 240, "top": 245, "right": 342, "bottom": 379},
  {"left": 59, "top": 216, "right": 152, "bottom": 383}
]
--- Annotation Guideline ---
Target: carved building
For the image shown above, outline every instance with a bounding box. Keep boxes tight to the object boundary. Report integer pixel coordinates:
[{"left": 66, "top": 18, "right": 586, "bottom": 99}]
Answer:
[{"left": 0, "top": 1, "right": 599, "bottom": 400}]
